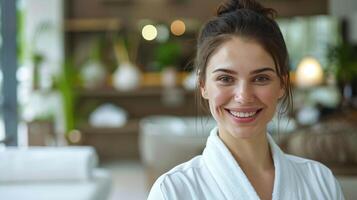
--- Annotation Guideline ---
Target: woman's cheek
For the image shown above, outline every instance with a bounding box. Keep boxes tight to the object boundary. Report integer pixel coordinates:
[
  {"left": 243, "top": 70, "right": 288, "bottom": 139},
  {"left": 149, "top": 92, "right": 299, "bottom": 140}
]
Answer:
[
  {"left": 258, "top": 88, "right": 280, "bottom": 106},
  {"left": 209, "top": 87, "right": 231, "bottom": 114}
]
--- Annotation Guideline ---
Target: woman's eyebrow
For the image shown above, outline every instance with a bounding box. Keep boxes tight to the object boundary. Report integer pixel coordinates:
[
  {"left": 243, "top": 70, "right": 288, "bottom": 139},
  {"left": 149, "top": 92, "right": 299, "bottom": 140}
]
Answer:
[
  {"left": 250, "top": 67, "right": 276, "bottom": 74},
  {"left": 212, "top": 67, "right": 275, "bottom": 74},
  {"left": 212, "top": 68, "right": 237, "bottom": 74}
]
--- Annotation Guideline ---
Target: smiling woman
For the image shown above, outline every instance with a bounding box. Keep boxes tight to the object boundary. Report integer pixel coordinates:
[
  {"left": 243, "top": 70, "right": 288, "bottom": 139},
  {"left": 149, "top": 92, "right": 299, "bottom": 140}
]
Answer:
[
  {"left": 202, "top": 37, "right": 284, "bottom": 142},
  {"left": 147, "top": 0, "right": 345, "bottom": 199}
]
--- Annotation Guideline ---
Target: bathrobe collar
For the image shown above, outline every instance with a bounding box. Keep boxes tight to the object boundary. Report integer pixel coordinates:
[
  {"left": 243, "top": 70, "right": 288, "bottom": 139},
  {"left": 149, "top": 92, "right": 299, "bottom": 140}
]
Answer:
[{"left": 202, "top": 127, "right": 285, "bottom": 200}]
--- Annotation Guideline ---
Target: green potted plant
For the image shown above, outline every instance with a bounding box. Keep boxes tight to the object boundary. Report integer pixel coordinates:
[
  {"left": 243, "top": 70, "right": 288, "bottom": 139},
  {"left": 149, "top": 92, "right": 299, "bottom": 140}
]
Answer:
[
  {"left": 327, "top": 42, "right": 357, "bottom": 106},
  {"left": 154, "top": 41, "right": 182, "bottom": 71},
  {"left": 153, "top": 40, "right": 182, "bottom": 88}
]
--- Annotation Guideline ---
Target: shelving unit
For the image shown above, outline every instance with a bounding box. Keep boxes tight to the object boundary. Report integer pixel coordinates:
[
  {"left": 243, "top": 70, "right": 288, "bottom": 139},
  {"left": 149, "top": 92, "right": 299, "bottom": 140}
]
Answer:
[
  {"left": 64, "top": 0, "right": 329, "bottom": 162},
  {"left": 79, "top": 120, "right": 139, "bottom": 160},
  {"left": 78, "top": 85, "right": 191, "bottom": 98},
  {"left": 75, "top": 87, "right": 205, "bottom": 161}
]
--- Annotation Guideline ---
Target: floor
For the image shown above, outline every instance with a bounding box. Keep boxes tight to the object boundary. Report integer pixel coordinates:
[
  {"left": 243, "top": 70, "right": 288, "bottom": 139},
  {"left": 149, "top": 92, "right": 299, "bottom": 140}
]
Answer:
[{"left": 101, "top": 161, "right": 149, "bottom": 200}]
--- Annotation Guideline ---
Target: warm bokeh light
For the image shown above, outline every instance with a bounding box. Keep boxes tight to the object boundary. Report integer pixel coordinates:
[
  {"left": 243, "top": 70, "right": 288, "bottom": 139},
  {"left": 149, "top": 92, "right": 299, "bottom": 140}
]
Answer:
[
  {"left": 142, "top": 24, "right": 157, "bottom": 41},
  {"left": 296, "top": 57, "right": 324, "bottom": 88},
  {"left": 170, "top": 20, "right": 186, "bottom": 36}
]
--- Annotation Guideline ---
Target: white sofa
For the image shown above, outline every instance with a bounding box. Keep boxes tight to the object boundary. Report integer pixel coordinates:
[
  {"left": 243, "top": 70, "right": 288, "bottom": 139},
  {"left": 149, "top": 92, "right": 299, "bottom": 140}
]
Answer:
[
  {"left": 0, "top": 146, "right": 111, "bottom": 200},
  {"left": 139, "top": 116, "right": 216, "bottom": 187}
]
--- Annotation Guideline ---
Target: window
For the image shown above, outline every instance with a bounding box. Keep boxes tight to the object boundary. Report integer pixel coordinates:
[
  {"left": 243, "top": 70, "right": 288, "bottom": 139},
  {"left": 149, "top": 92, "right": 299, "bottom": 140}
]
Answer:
[{"left": 278, "top": 16, "right": 340, "bottom": 70}]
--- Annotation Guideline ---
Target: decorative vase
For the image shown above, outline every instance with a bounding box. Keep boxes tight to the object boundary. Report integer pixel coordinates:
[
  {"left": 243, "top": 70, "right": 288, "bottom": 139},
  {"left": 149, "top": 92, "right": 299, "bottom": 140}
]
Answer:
[
  {"left": 113, "top": 62, "right": 141, "bottom": 91},
  {"left": 89, "top": 103, "right": 128, "bottom": 128},
  {"left": 161, "top": 66, "right": 177, "bottom": 88}
]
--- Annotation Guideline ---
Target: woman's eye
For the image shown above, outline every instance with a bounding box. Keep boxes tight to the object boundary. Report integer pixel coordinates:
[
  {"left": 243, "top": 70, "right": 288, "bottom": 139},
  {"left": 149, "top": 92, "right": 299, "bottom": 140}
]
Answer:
[
  {"left": 217, "top": 76, "right": 234, "bottom": 84},
  {"left": 253, "top": 76, "right": 271, "bottom": 83}
]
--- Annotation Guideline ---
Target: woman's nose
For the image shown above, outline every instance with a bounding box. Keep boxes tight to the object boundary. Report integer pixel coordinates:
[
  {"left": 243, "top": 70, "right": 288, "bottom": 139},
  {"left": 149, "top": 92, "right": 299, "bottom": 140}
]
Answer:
[{"left": 233, "top": 83, "right": 255, "bottom": 103}]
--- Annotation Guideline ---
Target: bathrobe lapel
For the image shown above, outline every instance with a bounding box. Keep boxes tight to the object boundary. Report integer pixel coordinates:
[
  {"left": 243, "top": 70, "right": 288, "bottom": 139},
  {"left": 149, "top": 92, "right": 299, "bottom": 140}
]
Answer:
[{"left": 202, "top": 127, "right": 286, "bottom": 200}]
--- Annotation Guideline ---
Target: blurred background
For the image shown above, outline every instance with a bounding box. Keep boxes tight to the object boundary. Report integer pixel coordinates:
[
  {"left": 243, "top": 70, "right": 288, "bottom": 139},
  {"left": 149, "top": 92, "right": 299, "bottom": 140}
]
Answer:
[{"left": 0, "top": 0, "right": 357, "bottom": 199}]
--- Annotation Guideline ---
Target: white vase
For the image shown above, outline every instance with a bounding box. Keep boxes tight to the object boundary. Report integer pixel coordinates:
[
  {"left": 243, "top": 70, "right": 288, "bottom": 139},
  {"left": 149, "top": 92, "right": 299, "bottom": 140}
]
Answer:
[
  {"left": 113, "top": 62, "right": 141, "bottom": 91},
  {"left": 161, "top": 67, "right": 177, "bottom": 88}
]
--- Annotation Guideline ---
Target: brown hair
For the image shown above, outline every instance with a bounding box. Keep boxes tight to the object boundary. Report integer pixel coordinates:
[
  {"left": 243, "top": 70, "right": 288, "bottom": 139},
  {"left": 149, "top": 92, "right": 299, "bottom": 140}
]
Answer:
[{"left": 195, "top": 0, "right": 293, "bottom": 115}]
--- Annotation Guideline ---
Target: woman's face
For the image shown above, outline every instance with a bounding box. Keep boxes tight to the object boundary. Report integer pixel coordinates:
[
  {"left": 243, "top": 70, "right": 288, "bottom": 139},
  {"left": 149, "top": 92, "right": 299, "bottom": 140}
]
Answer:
[{"left": 200, "top": 37, "right": 284, "bottom": 140}]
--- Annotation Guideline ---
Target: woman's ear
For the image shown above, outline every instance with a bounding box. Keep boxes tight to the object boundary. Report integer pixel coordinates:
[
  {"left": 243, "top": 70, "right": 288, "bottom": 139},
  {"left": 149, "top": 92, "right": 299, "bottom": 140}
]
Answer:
[
  {"left": 197, "top": 69, "right": 209, "bottom": 99},
  {"left": 200, "top": 86, "right": 208, "bottom": 99},
  {"left": 199, "top": 79, "right": 209, "bottom": 99}
]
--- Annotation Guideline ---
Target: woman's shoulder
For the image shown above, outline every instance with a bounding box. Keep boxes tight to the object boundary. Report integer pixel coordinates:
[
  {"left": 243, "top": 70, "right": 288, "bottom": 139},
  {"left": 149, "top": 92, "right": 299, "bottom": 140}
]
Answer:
[
  {"left": 284, "top": 153, "right": 335, "bottom": 178},
  {"left": 283, "top": 154, "right": 344, "bottom": 199},
  {"left": 166, "top": 155, "right": 205, "bottom": 174},
  {"left": 285, "top": 154, "right": 332, "bottom": 172},
  {"left": 147, "top": 155, "right": 207, "bottom": 200}
]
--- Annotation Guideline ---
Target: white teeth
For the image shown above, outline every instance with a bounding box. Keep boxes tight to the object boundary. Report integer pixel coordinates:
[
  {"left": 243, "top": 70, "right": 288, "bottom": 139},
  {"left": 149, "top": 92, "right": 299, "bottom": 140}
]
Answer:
[{"left": 229, "top": 110, "right": 257, "bottom": 118}]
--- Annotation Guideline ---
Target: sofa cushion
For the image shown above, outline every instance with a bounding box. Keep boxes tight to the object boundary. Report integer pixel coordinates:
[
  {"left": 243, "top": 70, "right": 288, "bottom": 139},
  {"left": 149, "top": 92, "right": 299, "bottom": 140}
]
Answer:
[
  {"left": 0, "top": 146, "right": 98, "bottom": 182},
  {"left": 0, "top": 169, "right": 111, "bottom": 200}
]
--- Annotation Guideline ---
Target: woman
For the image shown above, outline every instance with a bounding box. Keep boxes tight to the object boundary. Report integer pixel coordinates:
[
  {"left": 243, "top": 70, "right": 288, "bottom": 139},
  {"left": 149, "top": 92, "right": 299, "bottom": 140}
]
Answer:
[{"left": 147, "top": 0, "right": 344, "bottom": 199}]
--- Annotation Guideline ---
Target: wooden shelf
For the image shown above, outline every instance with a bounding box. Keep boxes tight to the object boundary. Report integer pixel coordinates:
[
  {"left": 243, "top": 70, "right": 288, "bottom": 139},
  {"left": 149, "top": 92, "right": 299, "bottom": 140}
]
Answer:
[
  {"left": 79, "top": 119, "right": 139, "bottom": 135},
  {"left": 76, "top": 87, "right": 201, "bottom": 120},
  {"left": 79, "top": 120, "right": 140, "bottom": 161},
  {"left": 77, "top": 87, "right": 194, "bottom": 98},
  {"left": 74, "top": 87, "right": 203, "bottom": 161},
  {"left": 65, "top": 18, "right": 121, "bottom": 32}
]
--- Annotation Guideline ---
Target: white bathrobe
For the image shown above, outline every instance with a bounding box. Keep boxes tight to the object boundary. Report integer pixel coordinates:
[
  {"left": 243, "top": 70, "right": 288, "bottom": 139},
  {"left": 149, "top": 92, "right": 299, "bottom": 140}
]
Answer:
[{"left": 147, "top": 127, "right": 345, "bottom": 200}]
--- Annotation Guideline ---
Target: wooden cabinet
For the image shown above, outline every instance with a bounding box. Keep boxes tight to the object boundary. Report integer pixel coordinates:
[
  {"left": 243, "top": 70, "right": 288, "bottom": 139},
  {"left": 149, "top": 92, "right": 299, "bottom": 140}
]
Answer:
[{"left": 79, "top": 120, "right": 139, "bottom": 160}]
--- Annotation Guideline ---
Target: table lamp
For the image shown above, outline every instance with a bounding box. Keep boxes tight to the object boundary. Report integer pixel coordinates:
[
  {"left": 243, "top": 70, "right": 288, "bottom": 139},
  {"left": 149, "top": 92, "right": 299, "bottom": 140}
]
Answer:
[
  {"left": 295, "top": 56, "right": 324, "bottom": 88},
  {"left": 295, "top": 56, "right": 324, "bottom": 125}
]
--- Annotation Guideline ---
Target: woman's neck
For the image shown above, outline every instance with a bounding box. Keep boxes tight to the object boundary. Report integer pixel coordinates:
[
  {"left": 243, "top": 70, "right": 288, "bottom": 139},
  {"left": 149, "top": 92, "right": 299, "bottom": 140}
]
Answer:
[
  {"left": 218, "top": 129, "right": 274, "bottom": 172},
  {"left": 218, "top": 128, "right": 276, "bottom": 200}
]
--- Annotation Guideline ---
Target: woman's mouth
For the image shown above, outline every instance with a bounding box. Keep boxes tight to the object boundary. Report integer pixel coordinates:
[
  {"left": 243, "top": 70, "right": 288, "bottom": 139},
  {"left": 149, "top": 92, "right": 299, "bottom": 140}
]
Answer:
[{"left": 225, "top": 108, "right": 263, "bottom": 123}]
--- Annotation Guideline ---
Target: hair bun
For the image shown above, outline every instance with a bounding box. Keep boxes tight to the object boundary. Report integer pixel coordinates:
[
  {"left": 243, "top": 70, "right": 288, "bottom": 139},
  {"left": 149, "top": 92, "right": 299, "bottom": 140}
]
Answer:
[{"left": 216, "top": 0, "right": 276, "bottom": 19}]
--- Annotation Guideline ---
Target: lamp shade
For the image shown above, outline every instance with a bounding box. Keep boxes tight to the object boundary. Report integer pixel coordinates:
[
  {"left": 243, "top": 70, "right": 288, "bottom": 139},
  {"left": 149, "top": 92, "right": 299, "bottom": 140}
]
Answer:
[{"left": 295, "top": 57, "right": 324, "bottom": 88}]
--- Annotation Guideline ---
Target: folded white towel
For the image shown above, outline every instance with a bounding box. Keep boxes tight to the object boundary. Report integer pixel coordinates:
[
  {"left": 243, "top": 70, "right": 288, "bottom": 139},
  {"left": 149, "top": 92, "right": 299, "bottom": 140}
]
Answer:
[{"left": 0, "top": 146, "right": 98, "bottom": 182}]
